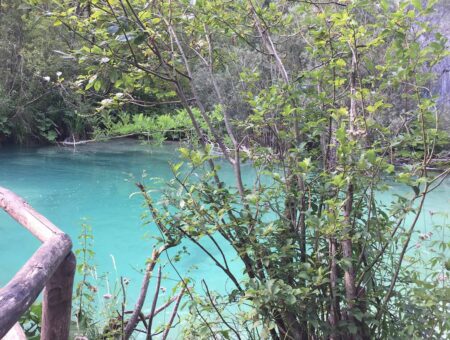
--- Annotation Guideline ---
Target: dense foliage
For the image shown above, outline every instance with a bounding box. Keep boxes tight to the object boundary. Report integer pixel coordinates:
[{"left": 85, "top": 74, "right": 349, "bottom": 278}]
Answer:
[
  {"left": 0, "top": 0, "right": 98, "bottom": 143},
  {"left": 8, "top": 0, "right": 450, "bottom": 339}
]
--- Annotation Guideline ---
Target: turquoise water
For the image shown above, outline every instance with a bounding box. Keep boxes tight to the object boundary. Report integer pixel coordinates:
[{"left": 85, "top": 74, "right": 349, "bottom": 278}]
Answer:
[
  {"left": 0, "top": 140, "right": 245, "bottom": 325},
  {"left": 0, "top": 139, "right": 449, "bottom": 330}
]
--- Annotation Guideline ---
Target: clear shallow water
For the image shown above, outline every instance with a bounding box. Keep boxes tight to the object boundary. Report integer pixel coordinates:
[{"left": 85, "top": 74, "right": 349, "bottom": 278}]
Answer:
[
  {"left": 0, "top": 140, "right": 246, "bottom": 325},
  {"left": 0, "top": 139, "right": 448, "bottom": 328}
]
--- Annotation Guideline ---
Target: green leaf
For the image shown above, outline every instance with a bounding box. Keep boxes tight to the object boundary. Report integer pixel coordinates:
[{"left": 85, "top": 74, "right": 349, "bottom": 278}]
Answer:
[
  {"left": 179, "top": 147, "right": 190, "bottom": 159},
  {"left": 445, "top": 260, "right": 450, "bottom": 271},
  {"left": 335, "top": 58, "right": 346, "bottom": 67},
  {"left": 171, "top": 162, "right": 184, "bottom": 173},
  {"left": 366, "top": 149, "right": 376, "bottom": 163},
  {"left": 412, "top": 0, "right": 422, "bottom": 10},
  {"left": 45, "top": 130, "right": 57, "bottom": 141},
  {"left": 93, "top": 79, "right": 102, "bottom": 92}
]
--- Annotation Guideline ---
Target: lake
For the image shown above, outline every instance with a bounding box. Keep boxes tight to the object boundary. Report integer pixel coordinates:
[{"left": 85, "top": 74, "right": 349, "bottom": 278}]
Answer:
[
  {"left": 0, "top": 140, "right": 249, "bottom": 331},
  {"left": 0, "top": 139, "right": 448, "bottom": 333}
]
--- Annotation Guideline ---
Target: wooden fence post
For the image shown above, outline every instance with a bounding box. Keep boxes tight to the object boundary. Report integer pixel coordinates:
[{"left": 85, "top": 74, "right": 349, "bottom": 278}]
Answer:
[
  {"left": 0, "top": 187, "right": 75, "bottom": 339},
  {"left": 3, "top": 323, "right": 26, "bottom": 340},
  {"left": 41, "top": 252, "right": 76, "bottom": 340}
]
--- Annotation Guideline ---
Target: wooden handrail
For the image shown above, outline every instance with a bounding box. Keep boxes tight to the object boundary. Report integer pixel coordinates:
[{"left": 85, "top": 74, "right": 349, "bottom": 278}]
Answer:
[
  {"left": 0, "top": 234, "right": 72, "bottom": 337},
  {"left": 3, "top": 323, "right": 26, "bottom": 340},
  {"left": 0, "top": 187, "right": 62, "bottom": 242},
  {"left": 0, "top": 187, "right": 76, "bottom": 340}
]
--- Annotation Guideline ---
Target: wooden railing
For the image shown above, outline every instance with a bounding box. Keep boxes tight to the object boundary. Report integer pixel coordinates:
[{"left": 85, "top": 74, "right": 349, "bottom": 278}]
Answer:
[{"left": 0, "top": 187, "right": 75, "bottom": 340}]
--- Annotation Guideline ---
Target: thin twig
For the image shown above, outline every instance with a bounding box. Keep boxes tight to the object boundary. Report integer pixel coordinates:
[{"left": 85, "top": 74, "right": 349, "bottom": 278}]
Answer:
[
  {"left": 146, "top": 266, "right": 162, "bottom": 340},
  {"left": 161, "top": 287, "right": 186, "bottom": 340},
  {"left": 202, "top": 280, "right": 242, "bottom": 340}
]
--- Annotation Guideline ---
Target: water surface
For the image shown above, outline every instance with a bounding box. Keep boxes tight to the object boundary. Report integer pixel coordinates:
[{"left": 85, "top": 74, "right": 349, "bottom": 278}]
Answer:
[
  {"left": 0, "top": 139, "right": 448, "bottom": 329},
  {"left": 0, "top": 140, "right": 243, "bottom": 323}
]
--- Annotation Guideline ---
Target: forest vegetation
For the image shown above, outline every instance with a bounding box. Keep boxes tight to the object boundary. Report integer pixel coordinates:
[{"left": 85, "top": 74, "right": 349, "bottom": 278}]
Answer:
[{"left": 1, "top": 0, "right": 449, "bottom": 339}]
